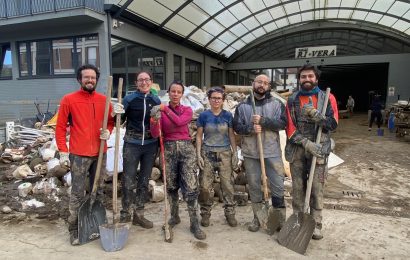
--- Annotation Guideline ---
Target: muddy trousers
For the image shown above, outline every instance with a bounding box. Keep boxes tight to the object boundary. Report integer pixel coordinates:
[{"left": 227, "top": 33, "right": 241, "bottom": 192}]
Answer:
[
  {"left": 199, "top": 149, "right": 236, "bottom": 217},
  {"left": 121, "top": 141, "right": 158, "bottom": 216},
  {"left": 67, "top": 153, "right": 107, "bottom": 232},
  {"left": 290, "top": 146, "right": 327, "bottom": 230}
]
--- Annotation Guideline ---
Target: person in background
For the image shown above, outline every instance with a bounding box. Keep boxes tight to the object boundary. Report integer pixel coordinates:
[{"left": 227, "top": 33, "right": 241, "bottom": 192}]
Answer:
[
  {"left": 346, "top": 95, "right": 355, "bottom": 116},
  {"left": 120, "top": 71, "right": 161, "bottom": 228},
  {"left": 150, "top": 80, "right": 206, "bottom": 240},
  {"left": 56, "top": 64, "right": 123, "bottom": 245},
  {"left": 368, "top": 95, "right": 383, "bottom": 131},
  {"left": 196, "top": 87, "right": 238, "bottom": 228},
  {"left": 285, "top": 64, "right": 338, "bottom": 240},
  {"left": 233, "top": 73, "right": 287, "bottom": 233}
]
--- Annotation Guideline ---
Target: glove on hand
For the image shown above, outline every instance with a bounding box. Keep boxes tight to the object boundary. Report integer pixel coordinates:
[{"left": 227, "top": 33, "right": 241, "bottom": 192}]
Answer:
[
  {"left": 302, "top": 97, "right": 326, "bottom": 123},
  {"left": 111, "top": 102, "right": 125, "bottom": 117},
  {"left": 150, "top": 104, "right": 164, "bottom": 119},
  {"left": 231, "top": 152, "right": 239, "bottom": 171},
  {"left": 59, "top": 152, "right": 70, "bottom": 168},
  {"left": 302, "top": 139, "right": 325, "bottom": 158},
  {"left": 197, "top": 155, "right": 204, "bottom": 170},
  {"left": 100, "top": 129, "right": 110, "bottom": 140}
]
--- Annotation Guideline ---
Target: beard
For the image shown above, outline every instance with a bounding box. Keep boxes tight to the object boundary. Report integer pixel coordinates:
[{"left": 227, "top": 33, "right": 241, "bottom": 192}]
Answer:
[
  {"left": 300, "top": 81, "right": 317, "bottom": 91},
  {"left": 254, "top": 86, "right": 268, "bottom": 96},
  {"left": 81, "top": 83, "right": 97, "bottom": 93}
]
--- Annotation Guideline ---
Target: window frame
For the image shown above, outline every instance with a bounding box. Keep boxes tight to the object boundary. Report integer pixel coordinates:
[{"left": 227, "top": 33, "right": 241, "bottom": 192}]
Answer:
[
  {"left": 0, "top": 42, "right": 12, "bottom": 80},
  {"left": 16, "top": 34, "right": 99, "bottom": 79}
]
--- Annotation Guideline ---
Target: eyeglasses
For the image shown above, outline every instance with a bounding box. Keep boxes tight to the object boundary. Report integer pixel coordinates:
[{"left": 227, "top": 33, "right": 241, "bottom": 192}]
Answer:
[
  {"left": 137, "top": 78, "right": 152, "bottom": 83},
  {"left": 254, "top": 80, "right": 271, "bottom": 86},
  {"left": 210, "top": 97, "right": 223, "bottom": 101}
]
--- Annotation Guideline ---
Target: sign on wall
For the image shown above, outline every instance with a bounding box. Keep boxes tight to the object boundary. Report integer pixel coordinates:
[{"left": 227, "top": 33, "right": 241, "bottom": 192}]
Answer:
[{"left": 295, "top": 45, "right": 337, "bottom": 59}]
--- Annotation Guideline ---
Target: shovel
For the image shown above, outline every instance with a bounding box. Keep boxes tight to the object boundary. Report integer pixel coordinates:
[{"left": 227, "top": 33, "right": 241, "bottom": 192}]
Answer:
[
  {"left": 78, "top": 77, "right": 113, "bottom": 244},
  {"left": 277, "top": 88, "right": 331, "bottom": 255},
  {"left": 99, "top": 78, "right": 130, "bottom": 251},
  {"left": 158, "top": 119, "right": 173, "bottom": 242},
  {"left": 249, "top": 90, "right": 280, "bottom": 235}
]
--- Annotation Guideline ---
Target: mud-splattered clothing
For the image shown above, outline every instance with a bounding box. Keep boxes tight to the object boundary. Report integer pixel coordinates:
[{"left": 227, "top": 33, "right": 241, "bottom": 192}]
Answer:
[
  {"left": 285, "top": 87, "right": 338, "bottom": 230},
  {"left": 233, "top": 92, "right": 286, "bottom": 206},
  {"left": 196, "top": 110, "right": 232, "bottom": 152},
  {"left": 196, "top": 109, "right": 236, "bottom": 216},
  {"left": 199, "top": 149, "right": 235, "bottom": 216},
  {"left": 120, "top": 90, "right": 160, "bottom": 215},
  {"left": 67, "top": 154, "right": 106, "bottom": 230},
  {"left": 151, "top": 104, "right": 198, "bottom": 201}
]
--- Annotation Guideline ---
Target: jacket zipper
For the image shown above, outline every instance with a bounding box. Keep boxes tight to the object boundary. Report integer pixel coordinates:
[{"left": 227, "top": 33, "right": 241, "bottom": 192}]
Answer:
[{"left": 142, "top": 94, "right": 147, "bottom": 145}]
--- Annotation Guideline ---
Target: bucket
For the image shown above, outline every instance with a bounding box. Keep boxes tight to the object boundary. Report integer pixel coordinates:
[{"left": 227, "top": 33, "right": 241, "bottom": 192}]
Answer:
[{"left": 377, "top": 128, "right": 384, "bottom": 136}]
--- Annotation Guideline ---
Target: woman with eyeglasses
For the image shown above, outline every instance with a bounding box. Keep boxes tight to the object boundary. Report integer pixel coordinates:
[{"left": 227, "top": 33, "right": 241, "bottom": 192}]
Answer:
[
  {"left": 195, "top": 87, "right": 239, "bottom": 228},
  {"left": 150, "top": 80, "right": 206, "bottom": 240},
  {"left": 120, "top": 71, "right": 161, "bottom": 229}
]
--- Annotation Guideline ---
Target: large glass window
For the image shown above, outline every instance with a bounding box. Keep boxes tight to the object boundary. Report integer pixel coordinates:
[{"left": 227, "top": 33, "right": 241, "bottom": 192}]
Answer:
[
  {"left": 185, "top": 58, "right": 201, "bottom": 87},
  {"left": 174, "top": 55, "right": 181, "bottom": 80},
  {"left": 211, "top": 67, "right": 222, "bottom": 86},
  {"left": 1, "top": 43, "right": 12, "bottom": 79},
  {"left": 111, "top": 37, "right": 166, "bottom": 96},
  {"left": 17, "top": 34, "right": 99, "bottom": 77}
]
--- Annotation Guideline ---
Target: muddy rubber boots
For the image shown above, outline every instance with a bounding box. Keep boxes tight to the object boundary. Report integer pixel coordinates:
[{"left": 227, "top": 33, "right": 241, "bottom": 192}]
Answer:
[
  {"left": 248, "top": 203, "right": 262, "bottom": 232},
  {"left": 133, "top": 209, "right": 153, "bottom": 229},
  {"left": 272, "top": 196, "right": 286, "bottom": 231},
  {"left": 168, "top": 192, "right": 181, "bottom": 227},
  {"left": 187, "top": 200, "right": 206, "bottom": 240}
]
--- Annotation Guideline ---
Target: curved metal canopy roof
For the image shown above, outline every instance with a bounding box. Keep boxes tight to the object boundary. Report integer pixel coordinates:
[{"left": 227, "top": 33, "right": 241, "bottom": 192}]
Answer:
[{"left": 113, "top": 0, "right": 410, "bottom": 59}]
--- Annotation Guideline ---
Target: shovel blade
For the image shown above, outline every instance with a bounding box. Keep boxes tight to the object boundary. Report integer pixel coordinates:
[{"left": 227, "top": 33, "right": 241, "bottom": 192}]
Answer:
[
  {"left": 256, "top": 203, "right": 280, "bottom": 235},
  {"left": 99, "top": 223, "right": 130, "bottom": 252},
  {"left": 277, "top": 212, "right": 315, "bottom": 255},
  {"left": 78, "top": 198, "right": 107, "bottom": 245}
]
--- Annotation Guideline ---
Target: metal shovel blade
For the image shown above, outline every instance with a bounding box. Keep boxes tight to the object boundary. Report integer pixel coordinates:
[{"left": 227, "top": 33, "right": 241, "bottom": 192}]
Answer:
[
  {"left": 277, "top": 212, "right": 315, "bottom": 255},
  {"left": 78, "top": 198, "right": 107, "bottom": 245},
  {"left": 256, "top": 202, "right": 280, "bottom": 235},
  {"left": 99, "top": 223, "right": 130, "bottom": 252}
]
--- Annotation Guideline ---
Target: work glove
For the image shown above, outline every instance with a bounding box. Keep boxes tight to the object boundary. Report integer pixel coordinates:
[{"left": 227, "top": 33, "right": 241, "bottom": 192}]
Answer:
[
  {"left": 302, "top": 97, "right": 326, "bottom": 123},
  {"left": 231, "top": 152, "right": 239, "bottom": 171},
  {"left": 59, "top": 152, "right": 70, "bottom": 168},
  {"left": 302, "top": 139, "right": 325, "bottom": 158},
  {"left": 197, "top": 155, "right": 204, "bottom": 170},
  {"left": 150, "top": 104, "right": 164, "bottom": 120},
  {"left": 100, "top": 129, "right": 110, "bottom": 140},
  {"left": 111, "top": 102, "right": 125, "bottom": 117}
]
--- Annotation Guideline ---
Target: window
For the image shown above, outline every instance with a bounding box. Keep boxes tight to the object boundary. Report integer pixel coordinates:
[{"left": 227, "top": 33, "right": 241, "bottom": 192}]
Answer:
[
  {"left": 17, "top": 34, "right": 99, "bottom": 77},
  {"left": 174, "top": 55, "right": 181, "bottom": 80},
  {"left": 211, "top": 67, "right": 222, "bottom": 86},
  {"left": 185, "top": 58, "right": 201, "bottom": 87},
  {"left": 1, "top": 43, "right": 12, "bottom": 79},
  {"left": 226, "top": 70, "right": 237, "bottom": 85},
  {"left": 111, "top": 37, "right": 166, "bottom": 95}
]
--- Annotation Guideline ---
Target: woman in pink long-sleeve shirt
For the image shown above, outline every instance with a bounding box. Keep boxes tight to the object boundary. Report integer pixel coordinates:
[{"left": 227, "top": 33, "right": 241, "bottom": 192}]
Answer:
[{"left": 150, "top": 81, "right": 206, "bottom": 240}]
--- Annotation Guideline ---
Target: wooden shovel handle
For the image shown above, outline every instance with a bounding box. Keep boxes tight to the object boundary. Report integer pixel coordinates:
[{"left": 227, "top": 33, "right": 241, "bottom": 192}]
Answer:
[
  {"left": 112, "top": 78, "right": 123, "bottom": 222},
  {"left": 91, "top": 77, "right": 113, "bottom": 196},
  {"left": 250, "top": 91, "right": 269, "bottom": 201}
]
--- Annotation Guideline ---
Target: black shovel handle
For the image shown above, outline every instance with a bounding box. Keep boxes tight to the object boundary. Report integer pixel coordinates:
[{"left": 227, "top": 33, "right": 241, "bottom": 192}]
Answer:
[{"left": 303, "top": 88, "right": 331, "bottom": 213}]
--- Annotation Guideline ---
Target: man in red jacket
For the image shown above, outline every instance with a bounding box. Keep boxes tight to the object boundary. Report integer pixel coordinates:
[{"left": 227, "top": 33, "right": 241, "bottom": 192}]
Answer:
[{"left": 56, "top": 64, "right": 122, "bottom": 245}]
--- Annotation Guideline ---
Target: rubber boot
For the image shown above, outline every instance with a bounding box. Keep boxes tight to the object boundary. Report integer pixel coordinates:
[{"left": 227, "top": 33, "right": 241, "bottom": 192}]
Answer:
[
  {"left": 312, "top": 223, "right": 323, "bottom": 240},
  {"left": 200, "top": 213, "right": 211, "bottom": 227},
  {"left": 248, "top": 203, "right": 261, "bottom": 232},
  {"left": 187, "top": 200, "right": 206, "bottom": 240},
  {"left": 133, "top": 209, "right": 153, "bottom": 229},
  {"left": 168, "top": 192, "right": 181, "bottom": 227},
  {"left": 272, "top": 196, "right": 286, "bottom": 231},
  {"left": 119, "top": 210, "right": 131, "bottom": 223},
  {"left": 120, "top": 188, "right": 133, "bottom": 223},
  {"left": 225, "top": 214, "right": 238, "bottom": 227},
  {"left": 68, "top": 223, "right": 79, "bottom": 246}
]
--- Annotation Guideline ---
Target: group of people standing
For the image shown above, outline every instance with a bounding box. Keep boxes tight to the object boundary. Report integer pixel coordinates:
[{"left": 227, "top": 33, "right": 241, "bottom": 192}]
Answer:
[{"left": 56, "top": 64, "right": 338, "bottom": 246}]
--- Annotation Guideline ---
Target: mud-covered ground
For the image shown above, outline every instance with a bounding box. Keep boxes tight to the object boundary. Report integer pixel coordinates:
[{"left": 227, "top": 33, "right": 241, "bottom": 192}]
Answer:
[{"left": 0, "top": 113, "right": 410, "bottom": 259}]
